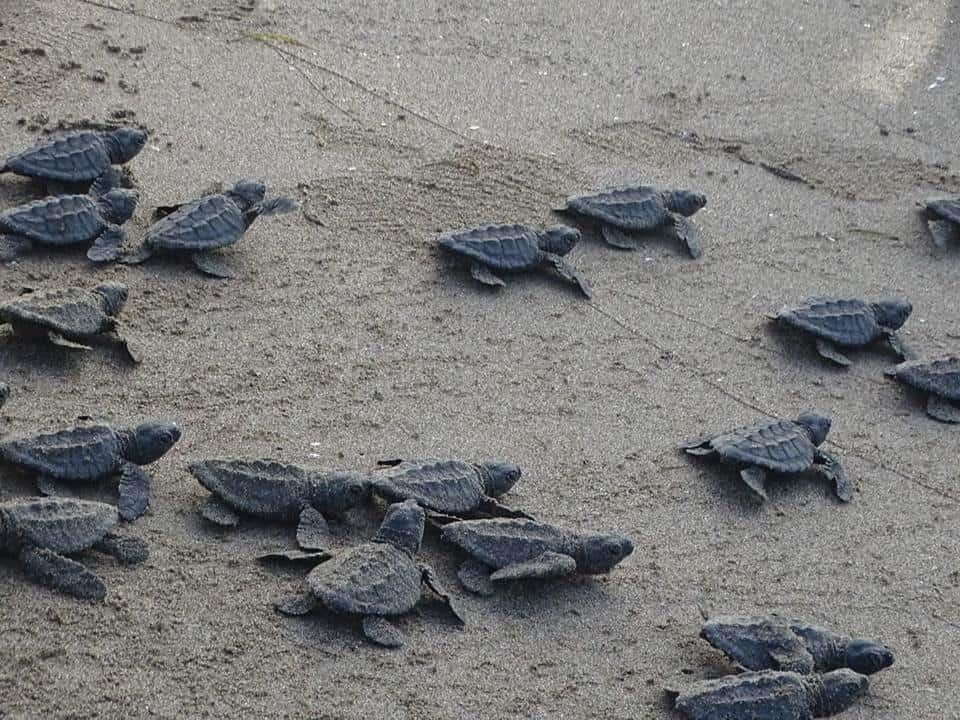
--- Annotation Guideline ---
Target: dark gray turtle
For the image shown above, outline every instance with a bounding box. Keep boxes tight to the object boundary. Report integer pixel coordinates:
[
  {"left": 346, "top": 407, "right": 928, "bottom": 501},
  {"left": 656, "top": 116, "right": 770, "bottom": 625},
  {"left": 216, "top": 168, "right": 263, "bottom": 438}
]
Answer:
[
  {"left": 0, "top": 282, "right": 139, "bottom": 363},
  {"left": 271, "top": 499, "right": 464, "bottom": 647},
  {"left": 440, "top": 517, "right": 634, "bottom": 596},
  {"left": 919, "top": 197, "right": 960, "bottom": 248},
  {"left": 0, "top": 497, "right": 148, "bottom": 600},
  {"left": 122, "top": 179, "right": 297, "bottom": 278},
  {"left": 438, "top": 223, "right": 592, "bottom": 298},
  {"left": 371, "top": 458, "right": 531, "bottom": 524},
  {"left": 1, "top": 127, "right": 146, "bottom": 184},
  {"left": 885, "top": 355, "right": 960, "bottom": 423},
  {"left": 668, "top": 669, "right": 868, "bottom": 720},
  {"left": 770, "top": 296, "right": 913, "bottom": 366},
  {"left": 680, "top": 412, "right": 851, "bottom": 502},
  {"left": 556, "top": 185, "right": 707, "bottom": 258},
  {"left": 701, "top": 613, "right": 894, "bottom": 675},
  {"left": 187, "top": 459, "right": 368, "bottom": 549},
  {"left": 0, "top": 177, "right": 138, "bottom": 262},
  {"left": 0, "top": 420, "right": 182, "bottom": 521}
]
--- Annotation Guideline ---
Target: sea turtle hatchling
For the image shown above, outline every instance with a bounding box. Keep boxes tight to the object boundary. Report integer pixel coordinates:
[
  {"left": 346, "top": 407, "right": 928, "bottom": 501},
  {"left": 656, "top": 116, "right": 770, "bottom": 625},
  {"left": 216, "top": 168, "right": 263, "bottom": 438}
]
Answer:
[
  {"left": 919, "top": 197, "right": 960, "bottom": 248},
  {"left": 371, "top": 458, "right": 531, "bottom": 524},
  {"left": 270, "top": 499, "right": 465, "bottom": 648},
  {"left": 0, "top": 127, "right": 146, "bottom": 184},
  {"left": 555, "top": 184, "right": 707, "bottom": 258},
  {"left": 701, "top": 613, "right": 894, "bottom": 675},
  {"left": 0, "top": 420, "right": 181, "bottom": 521},
  {"left": 770, "top": 296, "right": 913, "bottom": 366},
  {"left": 0, "top": 282, "right": 140, "bottom": 362},
  {"left": 667, "top": 669, "right": 869, "bottom": 720},
  {"left": 440, "top": 517, "right": 634, "bottom": 596},
  {"left": 0, "top": 177, "right": 138, "bottom": 262},
  {"left": 885, "top": 355, "right": 960, "bottom": 423},
  {"left": 121, "top": 179, "right": 297, "bottom": 278},
  {"left": 437, "top": 223, "right": 592, "bottom": 298},
  {"left": 680, "top": 412, "right": 851, "bottom": 503},
  {"left": 0, "top": 497, "right": 148, "bottom": 600},
  {"left": 187, "top": 459, "right": 368, "bottom": 550}
]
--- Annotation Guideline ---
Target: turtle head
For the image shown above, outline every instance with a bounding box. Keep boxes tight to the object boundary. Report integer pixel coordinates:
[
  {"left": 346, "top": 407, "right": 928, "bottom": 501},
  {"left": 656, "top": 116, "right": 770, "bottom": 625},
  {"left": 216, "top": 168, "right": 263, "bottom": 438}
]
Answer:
[
  {"left": 577, "top": 532, "right": 634, "bottom": 574},
  {"left": 538, "top": 225, "right": 581, "bottom": 256},
  {"left": 373, "top": 499, "right": 425, "bottom": 555},
  {"left": 127, "top": 421, "right": 182, "bottom": 465},
  {"left": 93, "top": 282, "right": 128, "bottom": 317},
  {"left": 871, "top": 298, "right": 912, "bottom": 330},
  {"left": 845, "top": 639, "right": 894, "bottom": 675},
  {"left": 225, "top": 179, "right": 267, "bottom": 211},
  {"left": 796, "top": 412, "right": 831, "bottom": 446},
  {"left": 104, "top": 127, "right": 148, "bottom": 164},
  {"left": 813, "top": 669, "right": 868, "bottom": 716},
  {"left": 662, "top": 189, "right": 707, "bottom": 217},
  {"left": 99, "top": 188, "right": 138, "bottom": 224},
  {"left": 311, "top": 472, "right": 370, "bottom": 514},
  {"left": 477, "top": 461, "right": 522, "bottom": 498}
]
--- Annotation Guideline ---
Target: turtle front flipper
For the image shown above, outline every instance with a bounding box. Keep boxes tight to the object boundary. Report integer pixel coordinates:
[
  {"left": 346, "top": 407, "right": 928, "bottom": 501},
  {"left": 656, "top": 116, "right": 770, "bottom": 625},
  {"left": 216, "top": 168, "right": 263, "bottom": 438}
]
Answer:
[
  {"left": 274, "top": 591, "right": 318, "bottom": 616},
  {"left": 118, "top": 462, "right": 150, "bottom": 521},
  {"left": 35, "top": 475, "right": 79, "bottom": 498},
  {"left": 420, "top": 564, "right": 466, "bottom": 625},
  {"left": 542, "top": 253, "right": 592, "bottom": 298},
  {"left": 361, "top": 615, "right": 404, "bottom": 648},
  {"left": 258, "top": 549, "right": 333, "bottom": 564},
  {"left": 926, "top": 218, "right": 960, "bottom": 249},
  {"left": 102, "top": 330, "right": 142, "bottom": 364},
  {"left": 93, "top": 532, "right": 149, "bottom": 564},
  {"left": 600, "top": 224, "right": 639, "bottom": 250},
  {"left": 884, "top": 331, "right": 915, "bottom": 361},
  {"left": 673, "top": 216, "right": 702, "bottom": 259},
  {"left": 120, "top": 244, "right": 153, "bottom": 265},
  {"left": 679, "top": 434, "right": 716, "bottom": 456},
  {"left": 457, "top": 558, "right": 495, "bottom": 596},
  {"left": 87, "top": 226, "right": 124, "bottom": 263},
  {"left": 296, "top": 507, "right": 331, "bottom": 550},
  {"left": 200, "top": 496, "right": 240, "bottom": 527},
  {"left": 814, "top": 449, "right": 852, "bottom": 502},
  {"left": 739, "top": 466, "right": 769, "bottom": 501},
  {"left": 423, "top": 508, "right": 464, "bottom": 528},
  {"left": 477, "top": 497, "right": 535, "bottom": 521},
  {"left": 470, "top": 262, "right": 506, "bottom": 288},
  {"left": 489, "top": 551, "right": 577, "bottom": 582},
  {"left": 0, "top": 234, "right": 33, "bottom": 261},
  {"left": 47, "top": 332, "right": 93, "bottom": 352},
  {"left": 815, "top": 339, "right": 852, "bottom": 367},
  {"left": 926, "top": 394, "right": 960, "bottom": 423},
  {"left": 191, "top": 251, "right": 235, "bottom": 279},
  {"left": 19, "top": 545, "right": 106, "bottom": 600}
]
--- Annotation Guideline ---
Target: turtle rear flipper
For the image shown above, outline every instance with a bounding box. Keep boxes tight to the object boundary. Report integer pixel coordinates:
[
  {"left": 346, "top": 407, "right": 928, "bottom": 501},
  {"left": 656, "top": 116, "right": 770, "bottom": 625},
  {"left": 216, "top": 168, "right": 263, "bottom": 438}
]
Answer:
[
  {"left": 927, "top": 394, "right": 960, "bottom": 423},
  {"left": 673, "top": 215, "right": 702, "bottom": 259},
  {"left": 457, "top": 558, "right": 495, "bottom": 596},
  {"left": 470, "top": 262, "right": 506, "bottom": 288},
  {"left": 118, "top": 463, "right": 150, "bottom": 521},
  {"left": 814, "top": 449, "right": 852, "bottom": 502},
  {"left": 361, "top": 615, "right": 404, "bottom": 648},
  {"left": 87, "top": 226, "right": 124, "bottom": 263},
  {"left": 191, "top": 251, "right": 235, "bottom": 279},
  {"left": 0, "top": 234, "right": 33, "bottom": 261},
  {"left": 19, "top": 545, "right": 106, "bottom": 600},
  {"left": 815, "top": 339, "right": 852, "bottom": 366},
  {"left": 93, "top": 532, "right": 149, "bottom": 565},
  {"left": 421, "top": 564, "right": 466, "bottom": 625},
  {"left": 601, "top": 225, "right": 639, "bottom": 250},
  {"left": 275, "top": 591, "right": 318, "bottom": 616},
  {"left": 489, "top": 551, "right": 577, "bottom": 582},
  {"left": 543, "top": 253, "right": 592, "bottom": 298},
  {"left": 296, "top": 507, "right": 330, "bottom": 550},
  {"left": 200, "top": 496, "right": 240, "bottom": 527},
  {"left": 739, "top": 466, "right": 769, "bottom": 501}
]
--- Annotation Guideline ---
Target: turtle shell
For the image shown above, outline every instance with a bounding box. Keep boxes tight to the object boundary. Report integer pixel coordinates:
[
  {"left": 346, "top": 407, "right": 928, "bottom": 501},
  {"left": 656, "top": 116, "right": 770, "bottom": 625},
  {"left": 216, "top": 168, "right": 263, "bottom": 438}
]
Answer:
[
  {"left": 926, "top": 198, "right": 960, "bottom": 225},
  {"left": 371, "top": 459, "right": 485, "bottom": 514},
  {"left": 144, "top": 194, "right": 246, "bottom": 252},
  {"left": 0, "top": 194, "right": 105, "bottom": 245},
  {"left": 0, "top": 425, "right": 122, "bottom": 481},
  {"left": 673, "top": 671, "right": 812, "bottom": 720},
  {"left": 3, "top": 131, "right": 112, "bottom": 182},
  {"left": 708, "top": 419, "right": 815, "bottom": 473},
  {"left": 441, "top": 518, "right": 577, "bottom": 569},
  {"left": 1, "top": 497, "right": 117, "bottom": 554},
  {"left": 308, "top": 542, "right": 422, "bottom": 616},
  {"left": 0, "top": 287, "right": 113, "bottom": 339},
  {"left": 438, "top": 224, "right": 542, "bottom": 271},
  {"left": 776, "top": 297, "right": 880, "bottom": 347},
  {"left": 188, "top": 459, "right": 315, "bottom": 521},
  {"left": 564, "top": 186, "right": 671, "bottom": 230},
  {"left": 888, "top": 356, "right": 960, "bottom": 401}
]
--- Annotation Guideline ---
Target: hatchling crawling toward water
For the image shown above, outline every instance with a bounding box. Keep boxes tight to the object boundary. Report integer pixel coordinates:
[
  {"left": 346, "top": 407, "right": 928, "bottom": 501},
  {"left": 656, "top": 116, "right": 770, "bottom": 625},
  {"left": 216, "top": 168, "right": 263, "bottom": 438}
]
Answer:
[
  {"left": 1, "top": 127, "right": 146, "bottom": 184},
  {"left": 556, "top": 184, "right": 707, "bottom": 258},
  {"left": 770, "top": 296, "right": 913, "bottom": 366},
  {"left": 0, "top": 420, "right": 181, "bottom": 521},
  {"left": 270, "top": 499, "right": 464, "bottom": 648},
  {"left": 440, "top": 517, "right": 634, "bottom": 596},
  {"left": 0, "top": 497, "right": 148, "bottom": 600},
  {"left": 919, "top": 196, "right": 960, "bottom": 248},
  {"left": 438, "top": 223, "right": 592, "bottom": 297},
  {"left": 885, "top": 355, "right": 960, "bottom": 423},
  {"left": 0, "top": 282, "right": 140, "bottom": 362},
  {"left": 187, "top": 459, "right": 368, "bottom": 550},
  {"left": 122, "top": 179, "right": 297, "bottom": 278}
]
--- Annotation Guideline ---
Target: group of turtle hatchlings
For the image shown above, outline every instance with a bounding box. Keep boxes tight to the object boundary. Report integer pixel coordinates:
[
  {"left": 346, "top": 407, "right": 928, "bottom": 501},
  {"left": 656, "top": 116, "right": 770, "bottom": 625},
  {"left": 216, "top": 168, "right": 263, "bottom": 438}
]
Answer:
[{"left": 1, "top": 124, "right": 956, "bottom": 715}]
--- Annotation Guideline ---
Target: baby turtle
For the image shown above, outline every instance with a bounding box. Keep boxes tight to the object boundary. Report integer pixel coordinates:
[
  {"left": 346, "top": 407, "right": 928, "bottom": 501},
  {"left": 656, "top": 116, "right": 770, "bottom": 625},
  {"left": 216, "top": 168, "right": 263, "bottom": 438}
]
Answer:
[
  {"left": 187, "top": 459, "right": 368, "bottom": 549},
  {"left": 680, "top": 412, "right": 850, "bottom": 502},
  {"left": 885, "top": 355, "right": 960, "bottom": 423},
  {"left": 271, "top": 499, "right": 464, "bottom": 648},
  {"left": 122, "top": 179, "right": 297, "bottom": 278},
  {"left": 438, "top": 223, "right": 592, "bottom": 298},
  {"left": 0, "top": 497, "right": 148, "bottom": 600},
  {"left": 556, "top": 185, "right": 707, "bottom": 257},
  {"left": 371, "top": 458, "right": 531, "bottom": 524},
  {"left": 0, "top": 282, "right": 139, "bottom": 362},
  {"left": 440, "top": 518, "right": 634, "bottom": 596},
  {"left": 0, "top": 177, "right": 138, "bottom": 262},
  {"left": 0, "top": 420, "right": 181, "bottom": 521},
  {"left": 701, "top": 613, "right": 894, "bottom": 675},
  {"left": 1, "top": 127, "right": 146, "bottom": 184},
  {"left": 668, "top": 669, "right": 868, "bottom": 720},
  {"left": 770, "top": 296, "right": 912, "bottom": 366},
  {"left": 919, "top": 197, "right": 960, "bottom": 248}
]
